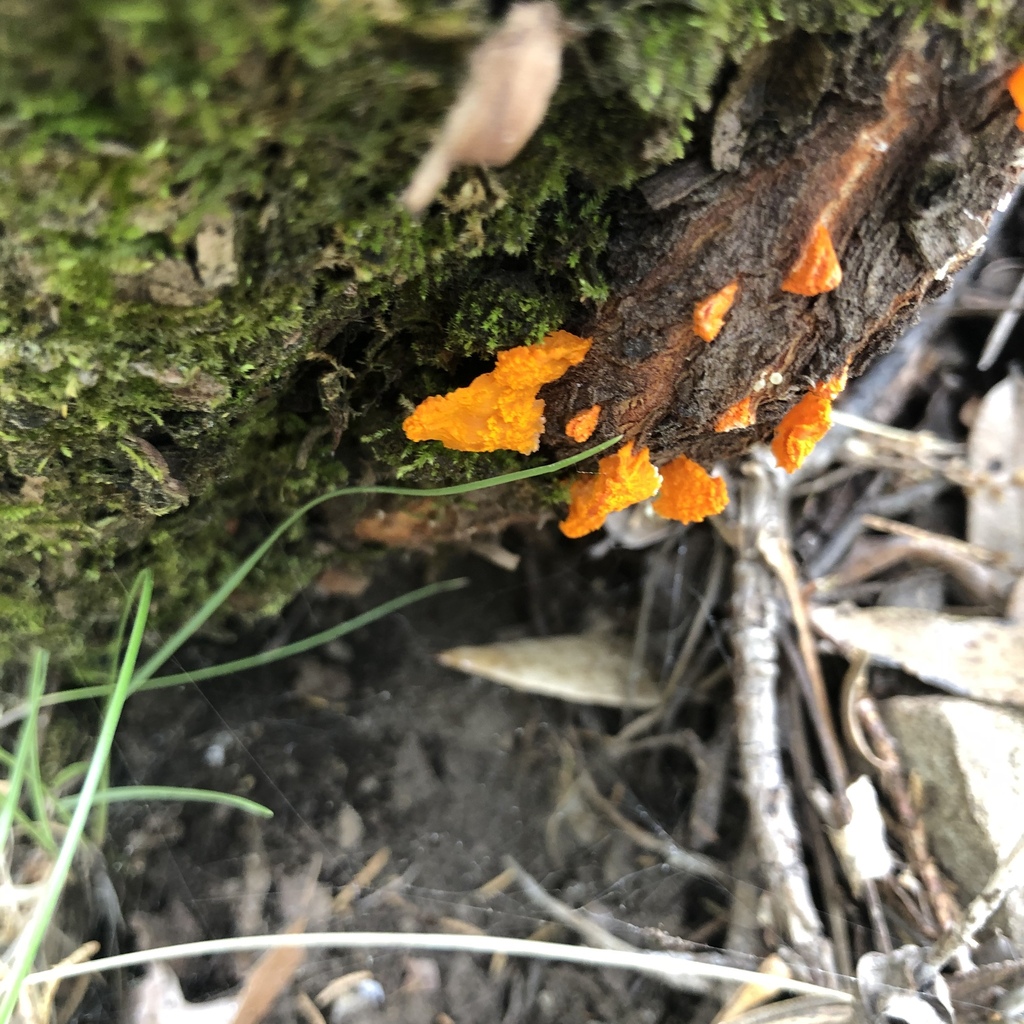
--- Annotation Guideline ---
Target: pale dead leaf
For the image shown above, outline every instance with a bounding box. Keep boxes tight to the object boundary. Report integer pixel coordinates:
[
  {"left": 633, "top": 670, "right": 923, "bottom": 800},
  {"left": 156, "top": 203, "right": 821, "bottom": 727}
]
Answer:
[
  {"left": 437, "top": 634, "right": 661, "bottom": 708},
  {"left": 966, "top": 370, "right": 1024, "bottom": 564},
  {"left": 812, "top": 604, "right": 1024, "bottom": 706},
  {"left": 401, "top": 1, "right": 566, "bottom": 213},
  {"left": 827, "top": 775, "right": 893, "bottom": 894},
  {"left": 130, "top": 963, "right": 238, "bottom": 1024}
]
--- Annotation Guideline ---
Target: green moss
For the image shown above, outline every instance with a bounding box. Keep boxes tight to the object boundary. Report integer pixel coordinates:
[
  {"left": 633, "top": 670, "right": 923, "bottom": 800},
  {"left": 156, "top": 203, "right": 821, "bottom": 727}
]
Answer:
[{"left": 0, "top": 0, "right": 1021, "bottom": 669}]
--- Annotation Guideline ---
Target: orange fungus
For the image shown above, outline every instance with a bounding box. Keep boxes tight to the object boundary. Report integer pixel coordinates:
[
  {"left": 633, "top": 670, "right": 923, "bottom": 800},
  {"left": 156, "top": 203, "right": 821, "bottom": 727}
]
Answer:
[
  {"left": 403, "top": 330, "right": 592, "bottom": 454},
  {"left": 1010, "top": 65, "right": 1024, "bottom": 130},
  {"left": 781, "top": 219, "right": 842, "bottom": 296},
  {"left": 714, "top": 395, "right": 755, "bottom": 432},
  {"left": 651, "top": 455, "right": 729, "bottom": 525},
  {"left": 559, "top": 443, "right": 662, "bottom": 539},
  {"left": 565, "top": 404, "right": 601, "bottom": 443},
  {"left": 693, "top": 280, "right": 739, "bottom": 342},
  {"left": 771, "top": 370, "right": 848, "bottom": 473}
]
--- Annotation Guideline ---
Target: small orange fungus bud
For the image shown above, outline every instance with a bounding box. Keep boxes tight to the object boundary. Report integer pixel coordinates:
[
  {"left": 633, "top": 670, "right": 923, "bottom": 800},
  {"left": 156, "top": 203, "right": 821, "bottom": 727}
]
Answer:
[
  {"left": 693, "top": 280, "right": 740, "bottom": 342},
  {"left": 1010, "top": 65, "right": 1024, "bottom": 130},
  {"left": 403, "top": 330, "right": 591, "bottom": 454},
  {"left": 559, "top": 442, "right": 662, "bottom": 539},
  {"left": 781, "top": 220, "right": 842, "bottom": 296},
  {"left": 714, "top": 396, "right": 755, "bottom": 432},
  {"left": 565, "top": 403, "right": 601, "bottom": 443},
  {"left": 652, "top": 455, "right": 729, "bottom": 525},
  {"left": 771, "top": 370, "right": 848, "bottom": 472}
]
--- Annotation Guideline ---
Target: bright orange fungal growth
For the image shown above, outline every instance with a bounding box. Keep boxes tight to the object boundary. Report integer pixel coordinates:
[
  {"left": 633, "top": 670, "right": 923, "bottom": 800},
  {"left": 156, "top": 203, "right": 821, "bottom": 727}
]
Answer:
[
  {"left": 770, "top": 371, "right": 848, "bottom": 472},
  {"left": 714, "top": 395, "right": 755, "bottom": 432},
  {"left": 559, "top": 442, "right": 662, "bottom": 539},
  {"left": 693, "top": 279, "right": 740, "bottom": 342},
  {"left": 1010, "top": 65, "right": 1024, "bottom": 130},
  {"left": 651, "top": 455, "right": 729, "bottom": 525},
  {"left": 403, "top": 330, "right": 592, "bottom": 454},
  {"left": 565, "top": 404, "right": 601, "bottom": 443},
  {"left": 781, "top": 220, "right": 842, "bottom": 296}
]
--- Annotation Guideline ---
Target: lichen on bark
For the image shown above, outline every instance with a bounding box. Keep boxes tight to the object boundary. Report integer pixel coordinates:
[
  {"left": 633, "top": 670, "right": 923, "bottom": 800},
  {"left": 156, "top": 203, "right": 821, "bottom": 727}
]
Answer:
[{"left": 0, "top": 0, "right": 1022, "bottom": 667}]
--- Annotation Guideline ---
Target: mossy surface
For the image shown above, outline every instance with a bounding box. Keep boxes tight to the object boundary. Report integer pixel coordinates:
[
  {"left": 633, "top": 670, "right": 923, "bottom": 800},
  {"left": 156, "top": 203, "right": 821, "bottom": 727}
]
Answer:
[{"left": 1, "top": 0, "right": 1020, "bottom": 670}]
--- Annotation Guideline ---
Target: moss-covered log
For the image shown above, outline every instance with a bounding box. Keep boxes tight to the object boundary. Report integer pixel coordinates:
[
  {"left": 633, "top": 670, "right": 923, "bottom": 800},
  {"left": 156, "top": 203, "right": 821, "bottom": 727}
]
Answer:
[{"left": 1, "top": 0, "right": 1022, "bottom": 667}]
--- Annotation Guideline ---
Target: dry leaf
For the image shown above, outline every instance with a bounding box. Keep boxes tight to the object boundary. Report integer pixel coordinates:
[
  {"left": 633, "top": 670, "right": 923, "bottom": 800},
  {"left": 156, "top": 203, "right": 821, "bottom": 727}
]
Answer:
[
  {"left": 130, "top": 963, "right": 239, "bottom": 1024},
  {"left": 812, "top": 604, "right": 1024, "bottom": 706},
  {"left": 437, "top": 633, "right": 661, "bottom": 708},
  {"left": 401, "top": 1, "right": 566, "bottom": 213},
  {"left": 827, "top": 775, "right": 893, "bottom": 894},
  {"left": 966, "top": 370, "right": 1024, "bottom": 564}
]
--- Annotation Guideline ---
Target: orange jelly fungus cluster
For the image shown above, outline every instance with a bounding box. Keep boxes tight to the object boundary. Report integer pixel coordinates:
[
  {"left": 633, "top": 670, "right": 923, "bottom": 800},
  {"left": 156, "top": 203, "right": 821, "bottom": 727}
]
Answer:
[
  {"left": 714, "top": 395, "right": 755, "bottom": 433},
  {"left": 781, "top": 220, "right": 842, "bottom": 296},
  {"left": 651, "top": 455, "right": 729, "bottom": 525},
  {"left": 564, "top": 404, "right": 602, "bottom": 443},
  {"left": 559, "top": 443, "right": 662, "bottom": 539},
  {"left": 1010, "top": 65, "right": 1024, "bottom": 130},
  {"left": 693, "top": 280, "right": 740, "bottom": 342},
  {"left": 402, "top": 331, "right": 592, "bottom": 454},
  {"left": 771, "top": 370, "right": 848, "bottom": 473}
]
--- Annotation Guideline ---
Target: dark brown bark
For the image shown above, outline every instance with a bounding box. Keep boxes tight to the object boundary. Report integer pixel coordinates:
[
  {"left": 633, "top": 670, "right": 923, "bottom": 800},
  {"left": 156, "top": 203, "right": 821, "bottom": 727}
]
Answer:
[{"left": 541, "top": 23, "right": 1022, "bottom": 471}]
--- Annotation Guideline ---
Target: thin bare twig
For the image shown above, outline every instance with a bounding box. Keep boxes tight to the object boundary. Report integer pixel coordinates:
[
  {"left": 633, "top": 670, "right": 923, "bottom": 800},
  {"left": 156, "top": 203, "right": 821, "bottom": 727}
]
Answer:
[
  {"left": 855, "top": 697, "right": 959, "bottom": 939},
  {"left": 575, "top": 770, "right": 729, "bottom": 884},
  {"left": 732, "top": 457, "right": 835, "bottom": 980}
]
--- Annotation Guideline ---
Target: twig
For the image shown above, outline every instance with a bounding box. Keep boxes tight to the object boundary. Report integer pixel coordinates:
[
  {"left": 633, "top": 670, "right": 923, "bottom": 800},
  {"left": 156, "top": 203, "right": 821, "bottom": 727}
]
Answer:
[
  {"left": 20, "top": 931, "right": 856, "bottom": 1001},
  {"left": 784, "top": 682, "right": 853, "bottom": 981},
  {"left": 855, "top": 697, "right": 959, "bottom": 938},
  {"left": 576, "top": 770, "right": 729, "bottom": 884},
  {"left": 977, "top": 269, "right": 1024, "bottom": 370},
  {"left": 732, "top": 458, "right": 835, "bottom": 980},
  {"left": 503, "top": 857, "right": 637, "bottom": 955}
]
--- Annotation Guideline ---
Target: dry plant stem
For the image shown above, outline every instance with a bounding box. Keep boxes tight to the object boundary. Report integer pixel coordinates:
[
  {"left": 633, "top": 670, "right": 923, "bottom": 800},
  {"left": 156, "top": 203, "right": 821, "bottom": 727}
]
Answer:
[
  {"left": 977, "top": 271, "right": 1024, "bottom": 371},
  {"left": 828, "top": 412, "right": 964, "bottom": 457},
  {"left": 503, "top": 857, "right": 638, "bottom": 956},
  {"left": 863, "top": 879, "right": 892, "bottom": 956},
  {"left": 855, "top": 696, "right": 959, "bottom": 937},
  {"left": 807, "top": 477, "right": 948, "bottom": 579},
  {"left": 928, "top": 829, "right": 1024, "bottom": 971},
  {"left": 23, "top": 932, "right": 854, "bottom": 1001},
  {"left": 664, "top": 538, "right": 728, "bottom": 698},
  {"left": 575, "top": 770, "right": 729, "bottom": 884},
  {"left": 755, "top": 485, "right": 849, "bottom": 821},
  {"left": 779, "top": 632, "right": 849, "bottom": 819},
  {"left": 784, "top": 682, "right": 854, "bottom": 981},
  {"left": 733, "top": 459, "right": 835, "bottom": 980},
  {"left": 504, "top": 858, "right": 719, "bottom": 997}
]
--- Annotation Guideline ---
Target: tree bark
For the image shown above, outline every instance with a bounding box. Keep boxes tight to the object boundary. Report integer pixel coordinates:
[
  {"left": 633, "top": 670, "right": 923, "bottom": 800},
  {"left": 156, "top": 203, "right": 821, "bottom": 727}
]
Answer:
[{"left": 543, "top": 25, "right": 1022, "bottom": 468}]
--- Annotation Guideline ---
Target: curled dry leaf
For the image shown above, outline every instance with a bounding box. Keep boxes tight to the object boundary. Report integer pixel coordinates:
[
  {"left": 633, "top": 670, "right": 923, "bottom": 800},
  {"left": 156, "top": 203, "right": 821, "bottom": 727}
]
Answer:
[
  {"left": 401, "top": 1, "right": 566, "bottom": 214},
  {"left": 437, "top": 633, "right": 661, "bottom": 708},
  {"left": 811, "top": 604, "right": 1024, "bottom": 707}
]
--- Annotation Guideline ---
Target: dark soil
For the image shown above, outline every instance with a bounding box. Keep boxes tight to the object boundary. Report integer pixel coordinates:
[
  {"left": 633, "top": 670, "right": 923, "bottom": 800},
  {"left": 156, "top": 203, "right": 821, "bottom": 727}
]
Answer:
[{"left": 105, "top": 539, "right": 738, "bottom": 1023}]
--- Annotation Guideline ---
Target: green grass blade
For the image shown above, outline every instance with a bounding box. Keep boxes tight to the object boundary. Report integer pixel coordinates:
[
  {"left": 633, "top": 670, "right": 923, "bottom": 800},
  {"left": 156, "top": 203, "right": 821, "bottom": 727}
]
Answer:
[
  {"left": 59, "top": 786, "right": 272, "bottom": 819},
  {"left": 0, "top": 573, "right": 152, "bottom": 1024},
  {"left": 142, "top": 577, "right": 468, "bottom": 689},
  {"left": 132, "top": 437, "right": 619, "bottom": 688},
  {"left": 23, "top": 715, "right": 55, "bottom": 854},
  {"left": 0, "top": 649, "right": 49, "bottom": 864}
]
